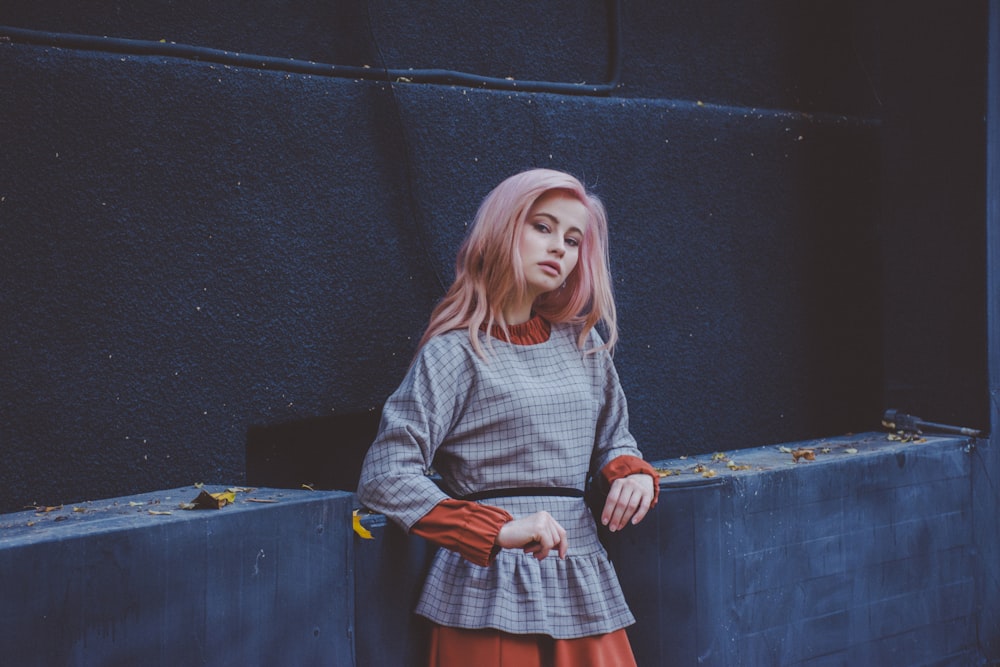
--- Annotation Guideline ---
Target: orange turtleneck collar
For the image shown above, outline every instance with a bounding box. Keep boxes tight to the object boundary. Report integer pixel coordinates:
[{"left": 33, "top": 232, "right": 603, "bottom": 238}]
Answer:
[{"left": 485, "top": 314, "right": 552, "bottom": 345}]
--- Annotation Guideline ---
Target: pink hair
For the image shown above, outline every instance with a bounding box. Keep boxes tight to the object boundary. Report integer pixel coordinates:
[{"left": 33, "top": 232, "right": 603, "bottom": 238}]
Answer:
[{"left": 418, "top": 168, "right": 618, "bottom": 358}]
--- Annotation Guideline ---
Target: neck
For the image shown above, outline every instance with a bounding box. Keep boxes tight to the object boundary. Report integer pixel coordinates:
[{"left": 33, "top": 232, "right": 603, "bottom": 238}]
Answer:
[{"left": 502, "top": 296, "right": 535, "bottom": 325}]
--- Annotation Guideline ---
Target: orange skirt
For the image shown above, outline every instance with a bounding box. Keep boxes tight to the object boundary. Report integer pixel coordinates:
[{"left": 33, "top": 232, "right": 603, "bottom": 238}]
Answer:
[{"left": 428, "top": 625, "right": 638, "bottom": 667}]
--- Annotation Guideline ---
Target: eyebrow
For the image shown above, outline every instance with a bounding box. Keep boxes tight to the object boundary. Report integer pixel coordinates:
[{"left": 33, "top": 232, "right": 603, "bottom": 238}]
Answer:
[{"left": 533, "top": 212, "right": 585, "bottom": 237}]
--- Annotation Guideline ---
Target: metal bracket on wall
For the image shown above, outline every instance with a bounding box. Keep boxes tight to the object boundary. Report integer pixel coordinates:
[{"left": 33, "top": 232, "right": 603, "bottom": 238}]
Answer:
[{"left": 882, "top": 408, "right": 983, "bottom": 438}]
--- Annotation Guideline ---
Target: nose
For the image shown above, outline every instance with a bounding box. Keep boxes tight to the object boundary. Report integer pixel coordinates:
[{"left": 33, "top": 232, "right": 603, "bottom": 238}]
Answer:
[{"left": 549, "top": 236, "right": 566, "bottom": 257}]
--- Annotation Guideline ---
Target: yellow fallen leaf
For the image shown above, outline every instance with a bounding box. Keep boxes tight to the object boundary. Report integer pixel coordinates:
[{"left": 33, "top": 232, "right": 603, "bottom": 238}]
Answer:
[
  {"left": 845, "top": 448, "right": 859, "bottom": 454},
  {"left": 694, "top": 463, "right": 717, "bottom": 478},
  {"left": 183, "top": 489, "right": 232, "bottom": 510},
  {"left": 353, "top": 510, "right": 373, "bottom": 539},
  {"left": 211, "top": 490, "right": 236, "bottom": 505},
  {"left": 148, "top": 510, "right": 172, "bottom": 516}
]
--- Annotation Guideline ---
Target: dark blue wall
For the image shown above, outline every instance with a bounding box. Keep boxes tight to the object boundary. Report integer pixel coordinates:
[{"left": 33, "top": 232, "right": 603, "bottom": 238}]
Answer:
[
  {"left": 0, "top": 486, "right": 358, "bottom": 666},
  {"left": 981, "top": 1, "right": 1000, "bottom": 658},
  {"left": 613, "top": 436, "right": 984, "bottom": 666},
  {"left": 356, "top": 434, "right": 995, "bottom": 665},
  {"left": 874, "top": 3, "right": 990, "bottom": 430},
  {"left": 0, "top": 2, "right": 989, "bottom": 532},
  {"left": 2, "top": 436, "right": 990, "bottom": 665}
]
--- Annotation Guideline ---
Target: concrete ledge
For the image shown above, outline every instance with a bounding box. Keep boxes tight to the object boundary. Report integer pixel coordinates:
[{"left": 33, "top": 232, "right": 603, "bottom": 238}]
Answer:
[
  {"left": 616, "top": 432, "right": 982, "bottom": 666},
  {"left": 353, "top": 433, "right": 986, "bottom": 666},
  {"left": 0, "top": 486, "right": 357, "bottom": 666},
  {"left": 1, "top": 434, "right": 989, "bottom": 665}
]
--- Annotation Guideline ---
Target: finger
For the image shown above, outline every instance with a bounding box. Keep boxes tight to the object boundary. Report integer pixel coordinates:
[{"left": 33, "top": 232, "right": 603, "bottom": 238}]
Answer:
[
  {"left": 629, "top": 493, "right": 652, "bottom": 525},
  {"left": 610, "top": 488, "right": 641, "bottom": 532},
  {"left": 628, "top": 477, "right": 655, "bottom": 526},
  {"left": 605, "top": 485, "right": 629, "bottom": 531},
  {"left": 534, "top": 544, "right": 551, "bottom": 560},
  {"left": 601, "top": 483, "right": 624, "bottom": 527},
  {"left": 524, "top": 534, "right": 549, "bottom": 559},
  {"left": 538, "top": 519, "right": 566, "bottom": 560},
  {"left": 631, "top": 494, "right": 652, "bottom": 524},
  {"left": 535, "top": 527, "right": 557, "bottom": 560},
  {"left": 545, "top": 522, "right": 565, "bottom": 557}
]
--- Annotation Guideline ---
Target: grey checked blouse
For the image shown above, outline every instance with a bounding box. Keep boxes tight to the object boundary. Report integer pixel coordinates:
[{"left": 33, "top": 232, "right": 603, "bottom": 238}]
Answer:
[{"left": 357, "top": 321, "right": 645, "bottom": 638}]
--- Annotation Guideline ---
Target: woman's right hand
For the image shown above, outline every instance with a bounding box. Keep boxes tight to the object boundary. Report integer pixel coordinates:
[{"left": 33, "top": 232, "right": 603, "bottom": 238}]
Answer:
[{"left": 495, "top": 511, "right": 568, "bottom": 560}]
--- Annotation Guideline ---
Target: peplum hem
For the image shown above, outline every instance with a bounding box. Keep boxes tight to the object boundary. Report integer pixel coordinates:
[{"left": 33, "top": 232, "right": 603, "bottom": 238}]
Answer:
[{"left": 414, "top": 496, "right": 635, "bottom": 640}]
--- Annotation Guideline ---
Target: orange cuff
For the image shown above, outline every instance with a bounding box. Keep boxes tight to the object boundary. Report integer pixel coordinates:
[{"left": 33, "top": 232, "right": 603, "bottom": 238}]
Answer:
[
  {"left": 600, "top": 455, "right": 660, "bottom": 508},
  {"left": 411, "top": 499, "right": 513, "bottom": 567}
]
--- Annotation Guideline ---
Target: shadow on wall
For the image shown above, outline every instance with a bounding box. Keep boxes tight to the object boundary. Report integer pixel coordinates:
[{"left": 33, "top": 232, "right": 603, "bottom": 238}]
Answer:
[{"left": 246, "top": 410, "right": 382, "bottom": 492}]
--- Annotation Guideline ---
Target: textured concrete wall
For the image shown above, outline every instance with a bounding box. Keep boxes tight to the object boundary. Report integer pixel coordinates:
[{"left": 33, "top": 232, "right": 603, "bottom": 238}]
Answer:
[
  {"left": 0, "top": 487, "right": 357, "bottom": 666},
  {"left": 615, "top": 435, "right": 983, "bottom": 666},
  {"left": 979, "top": 1, "right": 1000, "bottom": 658},
  {"left": 0, "top": 435, "right": 986, "bottom": 665},
  {"left": 354, "top": 434, "right": 998, "bottom": 666},
  {"left": 0, "top": 14, "right": 993, "bottom": 665},
  {"left": 0, "top": 8, "right": 892, "bottom": 511},
  {"left": 1, "top": 1, "right": 995, "bottom": 664}
]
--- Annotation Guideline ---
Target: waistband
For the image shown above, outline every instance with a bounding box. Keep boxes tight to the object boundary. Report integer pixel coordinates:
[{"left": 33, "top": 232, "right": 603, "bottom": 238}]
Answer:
[{"left": 457, "top": 486, "right": 585, "bottom": 502}]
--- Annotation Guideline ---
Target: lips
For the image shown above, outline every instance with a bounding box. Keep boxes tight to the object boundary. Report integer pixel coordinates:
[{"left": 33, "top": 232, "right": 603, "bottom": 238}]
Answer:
[{"left": 538, "top": 261, "right": 561, "bottom": 277}]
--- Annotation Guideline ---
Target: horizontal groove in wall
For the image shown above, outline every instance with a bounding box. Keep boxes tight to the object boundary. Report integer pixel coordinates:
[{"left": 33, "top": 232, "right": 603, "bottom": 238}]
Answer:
[{"left": 0, "top": 21, "right": 621, "bottom": 96}]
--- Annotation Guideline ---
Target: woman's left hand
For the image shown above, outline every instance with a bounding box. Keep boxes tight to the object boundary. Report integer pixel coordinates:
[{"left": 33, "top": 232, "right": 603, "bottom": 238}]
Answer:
[{"left": 601, "top": 473, "right": 655, "bottom": 532}]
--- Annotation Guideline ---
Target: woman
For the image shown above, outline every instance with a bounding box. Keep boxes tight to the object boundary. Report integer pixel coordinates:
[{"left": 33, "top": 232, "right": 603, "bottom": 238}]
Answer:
[{"left": 357, "top": 168, "right": 658, "bottom": 666}]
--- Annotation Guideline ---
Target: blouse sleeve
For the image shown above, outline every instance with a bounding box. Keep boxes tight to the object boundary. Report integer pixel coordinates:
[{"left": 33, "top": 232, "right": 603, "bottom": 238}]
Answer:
[
  {"left": 585, "top": 331, "right": 660, "bottom": 506},
  {"left": 356, "top": 335, "right": 475, "bottom": 531},
  {"left": 589, "top": 335, "right": 646, "bottom": 472},
  {"left": 410, "top": 499, "right": 513, "bottom": 567}
]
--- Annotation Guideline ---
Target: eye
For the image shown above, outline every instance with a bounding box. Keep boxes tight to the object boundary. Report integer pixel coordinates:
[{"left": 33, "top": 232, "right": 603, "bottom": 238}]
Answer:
[
  {"left": 565, "top": 236, "right": 581, "bottom": 248},
  {"left": 532, "top": 221, "right": 551, "bottom": 233}
]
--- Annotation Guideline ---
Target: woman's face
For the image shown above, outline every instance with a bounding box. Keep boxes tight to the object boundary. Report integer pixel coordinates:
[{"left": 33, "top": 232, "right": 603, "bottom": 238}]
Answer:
[{"left": 517, "top": 191, "right": 589, "bottom": 299}]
